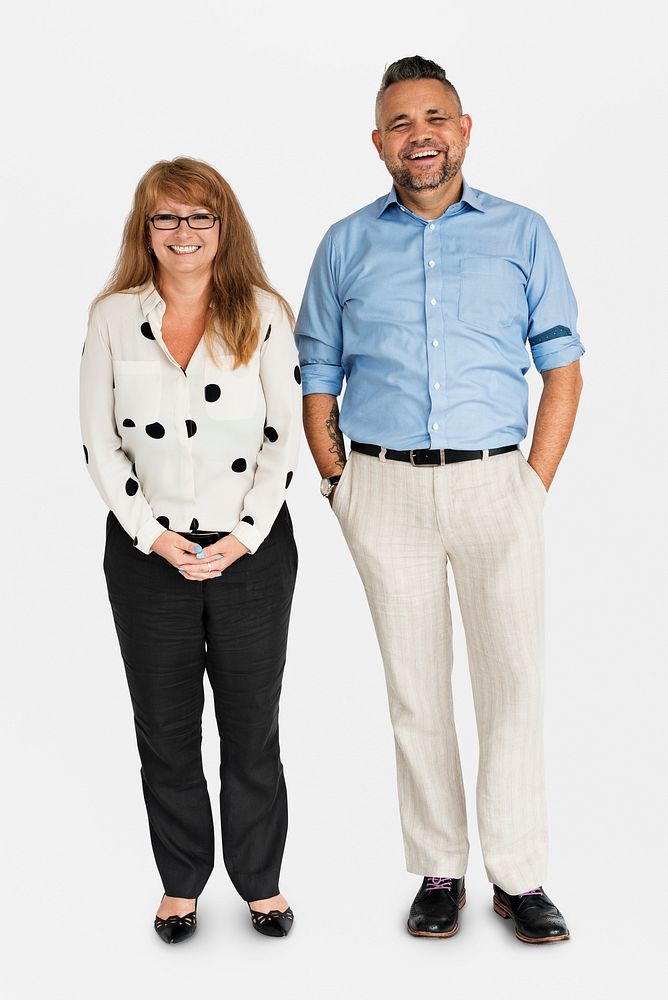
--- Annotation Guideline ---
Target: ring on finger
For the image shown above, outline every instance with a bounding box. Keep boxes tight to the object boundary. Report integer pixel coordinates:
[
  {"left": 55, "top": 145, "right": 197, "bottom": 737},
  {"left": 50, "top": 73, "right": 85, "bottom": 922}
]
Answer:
[{"left": 207, "top": 562, "right": 212, "bottom": 573}]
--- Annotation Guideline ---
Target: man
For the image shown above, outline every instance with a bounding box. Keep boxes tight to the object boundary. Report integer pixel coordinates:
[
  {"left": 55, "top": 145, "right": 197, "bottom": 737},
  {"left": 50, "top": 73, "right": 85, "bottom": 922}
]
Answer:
[{"left": 295, "top": 55, "right": 583, "bottom": 944}]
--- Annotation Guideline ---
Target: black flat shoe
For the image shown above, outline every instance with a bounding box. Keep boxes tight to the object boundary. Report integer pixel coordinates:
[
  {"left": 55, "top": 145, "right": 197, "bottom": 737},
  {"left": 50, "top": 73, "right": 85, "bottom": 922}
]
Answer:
[
  {"left": 407, "top": 876, "right": 466, "bottom": 937},
  {"left": 248, "top": 904, "right": 294, "bottom": 938},
  {"left": 154, "top": 896, "right": 198, "bottom": 944},
  {"left": 493, "top": 885, "right": 570, "bottom": 943}
]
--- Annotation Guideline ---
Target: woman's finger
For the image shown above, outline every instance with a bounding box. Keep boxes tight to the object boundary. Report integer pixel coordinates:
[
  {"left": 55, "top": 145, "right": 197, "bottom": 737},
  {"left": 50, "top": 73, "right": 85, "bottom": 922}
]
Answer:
[
  {"left": 178, "top": 555, "right": 224, "bottom": 579},
  {"left": 178, "top": 552, "right": 224, "bottom": 571}
]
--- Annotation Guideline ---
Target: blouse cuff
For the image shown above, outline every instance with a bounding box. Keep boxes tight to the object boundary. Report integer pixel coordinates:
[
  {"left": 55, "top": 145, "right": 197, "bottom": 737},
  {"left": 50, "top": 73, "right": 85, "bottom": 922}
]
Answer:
[
  {"left": 135, "top": 516, "right": 167, "bottom": 555},
  {"left": 230, "top": 519, "right": 264, "bottom": 555}
]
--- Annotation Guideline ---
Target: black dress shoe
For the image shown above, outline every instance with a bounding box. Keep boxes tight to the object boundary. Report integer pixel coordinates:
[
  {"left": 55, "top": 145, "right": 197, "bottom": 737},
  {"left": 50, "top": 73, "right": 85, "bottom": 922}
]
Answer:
[
  {"left": 154, "top": 897, "right": 198, "bottom": 944},
  {"left": 407, "top": 877, "right": 466, "bottom": 937},
  {"left": 248, "top": 904, "right": 294, "bottom": 938},
  {"left": 493, "top": 885, "right": 570, "bottom": 943}
]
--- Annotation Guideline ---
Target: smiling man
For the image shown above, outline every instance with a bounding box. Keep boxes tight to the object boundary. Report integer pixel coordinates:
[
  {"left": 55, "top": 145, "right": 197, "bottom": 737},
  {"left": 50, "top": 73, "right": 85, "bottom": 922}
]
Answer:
[{"left": 296, "top": 56, "right": 584, "bottom": 944}]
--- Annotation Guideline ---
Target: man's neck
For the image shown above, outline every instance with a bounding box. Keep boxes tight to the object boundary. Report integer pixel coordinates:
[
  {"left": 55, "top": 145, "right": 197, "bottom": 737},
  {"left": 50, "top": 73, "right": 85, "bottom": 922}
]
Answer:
[{"left": 395, "top": 173, "right": 464, "bottom": 220}]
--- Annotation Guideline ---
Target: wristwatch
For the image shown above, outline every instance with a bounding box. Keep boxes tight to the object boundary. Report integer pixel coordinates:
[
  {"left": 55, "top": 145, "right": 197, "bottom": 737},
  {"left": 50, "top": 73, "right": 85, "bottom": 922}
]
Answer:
[{"left": 320, "top": 475, "right": 342, "bottom": 497}]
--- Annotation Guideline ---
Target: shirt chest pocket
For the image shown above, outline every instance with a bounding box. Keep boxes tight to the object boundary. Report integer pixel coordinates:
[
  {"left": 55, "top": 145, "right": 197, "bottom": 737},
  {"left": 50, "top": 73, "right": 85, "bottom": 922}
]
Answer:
[
  {"left": 203, "top": 352, "right": 261, "bottom": 421},
  {"left": 112, "top": 360, "right": 162, "bottom": 429},
  {"left": 458, "top": 256, "right": 526, "bottom": 330}
]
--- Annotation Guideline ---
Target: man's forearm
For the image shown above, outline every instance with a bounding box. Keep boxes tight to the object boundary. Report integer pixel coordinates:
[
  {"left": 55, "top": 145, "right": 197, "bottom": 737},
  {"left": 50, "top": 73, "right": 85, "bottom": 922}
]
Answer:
[
  {"left": 303, "top": 393, "right": 346, "bottom": 477},
  {"left": 528, "top": 360, "right": 583, "bottom": 490}
]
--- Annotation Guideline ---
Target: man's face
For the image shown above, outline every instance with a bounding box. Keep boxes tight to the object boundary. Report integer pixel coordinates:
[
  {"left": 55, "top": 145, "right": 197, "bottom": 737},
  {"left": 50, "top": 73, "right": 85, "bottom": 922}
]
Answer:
[{"left": 372, "top": 79, "right": 472, "bottom": 192}]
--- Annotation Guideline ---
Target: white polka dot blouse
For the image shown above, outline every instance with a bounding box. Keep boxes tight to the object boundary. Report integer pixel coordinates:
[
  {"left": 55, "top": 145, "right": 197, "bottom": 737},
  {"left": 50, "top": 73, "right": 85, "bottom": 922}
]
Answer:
[{"left": 80, "top": 284, "right": 302, "bottom": 554}]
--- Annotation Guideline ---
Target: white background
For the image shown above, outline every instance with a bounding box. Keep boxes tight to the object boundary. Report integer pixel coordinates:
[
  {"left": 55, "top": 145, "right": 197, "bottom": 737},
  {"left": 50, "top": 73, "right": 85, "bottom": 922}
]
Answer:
[{"left": 2, "top": 1, "right": 666, "bottom": 997}]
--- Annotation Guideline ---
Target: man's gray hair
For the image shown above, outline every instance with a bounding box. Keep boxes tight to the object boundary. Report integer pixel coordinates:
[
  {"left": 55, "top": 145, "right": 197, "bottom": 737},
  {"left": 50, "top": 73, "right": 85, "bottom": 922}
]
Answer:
[{"left": 375, "top": 55, "right": 462, "bottom": 125}]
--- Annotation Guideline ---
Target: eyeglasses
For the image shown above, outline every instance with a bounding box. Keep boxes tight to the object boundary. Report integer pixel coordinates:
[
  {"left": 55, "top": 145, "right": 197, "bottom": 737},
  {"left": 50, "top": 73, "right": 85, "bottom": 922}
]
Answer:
[{"left": 148, "top": 213, "right": 219, "bottom": 230}]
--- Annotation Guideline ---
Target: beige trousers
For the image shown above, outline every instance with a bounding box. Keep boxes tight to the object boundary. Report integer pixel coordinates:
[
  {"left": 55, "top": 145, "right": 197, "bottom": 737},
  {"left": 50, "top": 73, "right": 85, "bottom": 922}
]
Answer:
[{"left": 332, "top": 446, "right": 549, "bottom": 894}]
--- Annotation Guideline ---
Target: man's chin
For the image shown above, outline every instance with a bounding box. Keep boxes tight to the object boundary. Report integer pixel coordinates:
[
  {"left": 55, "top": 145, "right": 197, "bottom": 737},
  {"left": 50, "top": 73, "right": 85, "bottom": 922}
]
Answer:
[{"left": 395, "top": 171, "right": 448, "bottom": 192}]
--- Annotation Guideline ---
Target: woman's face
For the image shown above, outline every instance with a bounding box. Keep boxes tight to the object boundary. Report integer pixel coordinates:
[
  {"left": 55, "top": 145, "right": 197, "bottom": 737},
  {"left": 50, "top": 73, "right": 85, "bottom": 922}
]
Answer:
[{"left": 148, "top": 199, "right": 220, "bottom": 280}]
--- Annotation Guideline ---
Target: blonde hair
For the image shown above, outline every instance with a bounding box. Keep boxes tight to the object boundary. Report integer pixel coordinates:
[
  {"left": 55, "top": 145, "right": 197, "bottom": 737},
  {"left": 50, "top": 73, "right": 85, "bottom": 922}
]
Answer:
[{"left": 95, "top": 156, "right": 293, "bottom": 366}]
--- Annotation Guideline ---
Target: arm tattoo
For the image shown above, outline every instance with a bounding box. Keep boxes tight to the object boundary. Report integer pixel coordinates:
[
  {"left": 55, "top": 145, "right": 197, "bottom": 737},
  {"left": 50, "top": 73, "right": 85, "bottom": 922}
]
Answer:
[{"left": 325, "top": 402, "right": 346, "bottom": 471}]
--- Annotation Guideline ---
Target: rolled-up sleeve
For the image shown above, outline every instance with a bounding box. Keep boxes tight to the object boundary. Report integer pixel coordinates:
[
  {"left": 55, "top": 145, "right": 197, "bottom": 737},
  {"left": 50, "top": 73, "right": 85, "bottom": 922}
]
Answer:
[
  {"left": 526, "top": 214, "right": 586, "bottom": 373},
  {"left": 79, "top": 301, "right": 165, "bottom": 554},
  {"left": 295, "top": 228, "right": 345, "bottom": 395}
]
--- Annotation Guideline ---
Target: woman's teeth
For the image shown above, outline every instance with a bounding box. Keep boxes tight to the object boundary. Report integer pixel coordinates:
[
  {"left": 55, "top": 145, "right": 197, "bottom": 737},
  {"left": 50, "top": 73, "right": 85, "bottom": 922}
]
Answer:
[{"left": 168, "top": 245, "right": 200, "bottom": 254}]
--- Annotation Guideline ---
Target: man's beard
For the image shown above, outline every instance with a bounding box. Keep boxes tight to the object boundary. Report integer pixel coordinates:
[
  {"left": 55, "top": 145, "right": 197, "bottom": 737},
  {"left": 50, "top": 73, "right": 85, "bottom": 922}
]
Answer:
[{"left": 388, "top": 148, "right": 463, "bottom": 192}]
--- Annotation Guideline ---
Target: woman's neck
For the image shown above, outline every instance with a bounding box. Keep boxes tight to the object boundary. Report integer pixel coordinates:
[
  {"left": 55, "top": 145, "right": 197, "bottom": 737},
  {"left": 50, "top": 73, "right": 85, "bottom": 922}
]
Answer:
[{"left": 158, "top": 270, "right": 213, "bottom": 317}]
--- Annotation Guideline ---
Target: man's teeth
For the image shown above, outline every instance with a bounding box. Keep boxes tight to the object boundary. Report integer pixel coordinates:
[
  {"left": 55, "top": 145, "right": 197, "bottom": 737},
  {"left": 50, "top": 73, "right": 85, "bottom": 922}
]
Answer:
[
  {"left": 168, "top": 245, "right": 200, "bottom": 254},
  {"left": 409, "top": 150, "right": 439, "bottom": 159}
]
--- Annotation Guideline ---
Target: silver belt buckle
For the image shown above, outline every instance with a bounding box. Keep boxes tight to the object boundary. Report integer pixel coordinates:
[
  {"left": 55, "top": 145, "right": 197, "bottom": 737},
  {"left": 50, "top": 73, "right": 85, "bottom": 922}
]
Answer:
[{"left": 409, "top": 449, "right": 447, "bottom": 467}]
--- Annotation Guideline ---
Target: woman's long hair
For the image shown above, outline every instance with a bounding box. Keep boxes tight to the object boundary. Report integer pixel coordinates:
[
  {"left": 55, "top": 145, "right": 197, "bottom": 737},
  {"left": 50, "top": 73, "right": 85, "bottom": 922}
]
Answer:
[{"left": 95, "top": 156, "right": 293, "bottom": 367}]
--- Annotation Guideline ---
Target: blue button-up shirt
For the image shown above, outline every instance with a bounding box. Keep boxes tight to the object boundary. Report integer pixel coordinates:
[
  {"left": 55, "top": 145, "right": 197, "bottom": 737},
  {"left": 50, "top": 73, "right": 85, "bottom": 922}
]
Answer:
[{"left": 295, "top": 178, "right": 585, "bottom": 450}]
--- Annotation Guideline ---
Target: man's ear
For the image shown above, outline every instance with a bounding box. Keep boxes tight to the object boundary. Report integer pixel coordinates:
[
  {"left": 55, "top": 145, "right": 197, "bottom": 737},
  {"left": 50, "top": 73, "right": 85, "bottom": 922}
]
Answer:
[{"left": 371, "top": 129, "right": 384, "bottom": 160}]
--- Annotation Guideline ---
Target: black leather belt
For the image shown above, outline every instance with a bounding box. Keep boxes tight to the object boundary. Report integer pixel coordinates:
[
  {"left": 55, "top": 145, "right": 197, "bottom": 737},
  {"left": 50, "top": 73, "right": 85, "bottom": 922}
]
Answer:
[
  {"left": 176, "top": 530, "right": 230, "bottom": 544},
  {"left": 350, "top": 441, "right": 519, "bottom": 467}
]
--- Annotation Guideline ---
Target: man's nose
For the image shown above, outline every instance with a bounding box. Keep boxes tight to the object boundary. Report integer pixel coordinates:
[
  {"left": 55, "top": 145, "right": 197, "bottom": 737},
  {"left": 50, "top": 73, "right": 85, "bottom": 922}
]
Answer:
[{"left": 409, "top": 128, "right": 433, "bottom": 145}]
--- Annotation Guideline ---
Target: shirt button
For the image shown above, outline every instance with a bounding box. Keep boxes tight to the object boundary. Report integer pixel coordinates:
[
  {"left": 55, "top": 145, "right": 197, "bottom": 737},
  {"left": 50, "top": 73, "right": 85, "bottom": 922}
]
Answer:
[
  {"left": 432, "top": 339, "right": 439, "bottom": 347},
  {"left": 429, "top": 223, "right": 435, "bottom": 230},
  {"left": 430, "top": 298, "right": 437, "bottom": 305},
  {"left": 432, "top": 423, "right": 440, "bottom": 431},
  {"left": 428, "top": 259, "right": 436, "bottom": 267},
  {"left": 433, "top": 382, "right": 441, "bottom": 390}
]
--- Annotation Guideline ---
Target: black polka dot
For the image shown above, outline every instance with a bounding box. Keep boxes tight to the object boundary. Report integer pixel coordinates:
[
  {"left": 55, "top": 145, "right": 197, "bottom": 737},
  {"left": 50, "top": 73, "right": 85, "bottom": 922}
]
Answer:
[
  {"left": 83, "top": 444, "right": 88, "bottom": 464},
  {"left": 286, "top": 471, "right": 293, "bottom": 488},
  {"left": 232, "top": 458, "right": 247, "bottom": 473},
  {"left": 156, "top": 515, "right": 170, "bottom": 529},
  {"left": 185, "top": 419, "right": 197, "bottom": 437},
  {"left": 189, "top": 518, "right": 199, "bottom": 531},
  {"left": 264, "top": 425, "right": 278, "bottom": 443},
  {"left": 241, "top": 515, "right": 254, "bottom": 525},
  {"left": 141, "top": 322, "right": 155, "bottom": 340},
  {"left": 145, "top": 422, "right": 165, "bottom": 438},
  {"left": 125, "top": 478, "right": 139, "bottom": 496},
  {"left": 122, "top": 418, "right": 135, "bottom": 427},
  {"left": 294, "top": 366, "right": 301, "bottom": 385},
  {"left": 264, "top": 325, "right": 271, "bottom": 342},
  {"left": 205, "top": 383, "right": 221, "bottom": 402},
  {"left": 133, "top": 536, "right": 138, "bottom": 546}
]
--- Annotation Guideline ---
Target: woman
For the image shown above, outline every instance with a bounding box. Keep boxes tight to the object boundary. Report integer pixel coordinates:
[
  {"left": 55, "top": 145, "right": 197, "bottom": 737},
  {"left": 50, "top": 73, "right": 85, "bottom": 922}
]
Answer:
[{"left": 80, "top": 157, "right": 301, "bottom": 943}]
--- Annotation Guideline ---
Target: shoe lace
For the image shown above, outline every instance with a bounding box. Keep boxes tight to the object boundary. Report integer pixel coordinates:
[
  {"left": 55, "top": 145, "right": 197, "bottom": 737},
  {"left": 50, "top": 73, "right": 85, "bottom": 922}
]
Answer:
[{"left": 425, "top": 877, "right": 452, "bottom": 891}]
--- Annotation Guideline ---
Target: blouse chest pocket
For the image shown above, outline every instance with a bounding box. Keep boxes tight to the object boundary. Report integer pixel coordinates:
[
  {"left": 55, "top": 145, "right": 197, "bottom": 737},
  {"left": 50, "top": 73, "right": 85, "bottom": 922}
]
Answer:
[
  {"left": 203, "top": 352, "right": 261, "bottom": 421},
  {"left": 112, "top": 360, "right": 162, "bottom": 429},
  {"left": 458, "top": 255, "right": 526, "bottom": 330}
]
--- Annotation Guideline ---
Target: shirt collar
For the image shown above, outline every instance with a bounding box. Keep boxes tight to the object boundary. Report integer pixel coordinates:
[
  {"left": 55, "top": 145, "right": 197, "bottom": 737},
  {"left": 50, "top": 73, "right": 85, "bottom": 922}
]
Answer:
[
  {"left": 377, "top": 175, "right": 485, "bottom": 218},
  {"left": 138, "top": 283, "right": 164, "bottom": 317}
]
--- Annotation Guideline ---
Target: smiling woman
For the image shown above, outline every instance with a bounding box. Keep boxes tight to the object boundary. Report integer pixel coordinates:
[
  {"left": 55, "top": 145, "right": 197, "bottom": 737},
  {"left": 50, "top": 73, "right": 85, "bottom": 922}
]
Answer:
[
  {"left": 80, "top": 156, "right": 301, "bottom": 944},
  {"left": 95, "top": 156, "right": 294, "bottom": 365}
]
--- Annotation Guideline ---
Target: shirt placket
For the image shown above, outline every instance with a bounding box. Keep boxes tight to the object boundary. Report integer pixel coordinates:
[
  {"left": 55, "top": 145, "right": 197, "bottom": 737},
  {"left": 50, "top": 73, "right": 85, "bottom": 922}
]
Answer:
[
  {"left": 423, "top": 220, "right": 445, "bottom": 446},
  {"left": 150, "top": 304, "right": 198, "bottom": 513}
]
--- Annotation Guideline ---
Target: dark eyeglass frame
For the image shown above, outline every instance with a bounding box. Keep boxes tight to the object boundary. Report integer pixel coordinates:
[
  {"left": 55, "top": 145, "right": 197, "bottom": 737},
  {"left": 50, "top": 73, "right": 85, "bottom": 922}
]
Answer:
[{"left": 147, "top": 213, "right": 220, "bottom": 231}]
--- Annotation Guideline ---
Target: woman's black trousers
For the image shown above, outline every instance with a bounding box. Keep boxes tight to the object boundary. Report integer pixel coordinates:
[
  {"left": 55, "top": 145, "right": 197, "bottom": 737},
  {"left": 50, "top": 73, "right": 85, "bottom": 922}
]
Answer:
[{"left": 103, "top": 503, "right": 298, "bottom": 901}]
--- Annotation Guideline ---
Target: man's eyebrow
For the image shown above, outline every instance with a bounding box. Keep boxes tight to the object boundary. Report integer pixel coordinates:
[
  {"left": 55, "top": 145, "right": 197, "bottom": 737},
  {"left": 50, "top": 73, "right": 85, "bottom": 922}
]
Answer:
[
  {"left": 386, "top": 108, "right": 453, "bottom": 126},
  {"left": 387, "top": 113, "right": 411, "bottom": 126}
]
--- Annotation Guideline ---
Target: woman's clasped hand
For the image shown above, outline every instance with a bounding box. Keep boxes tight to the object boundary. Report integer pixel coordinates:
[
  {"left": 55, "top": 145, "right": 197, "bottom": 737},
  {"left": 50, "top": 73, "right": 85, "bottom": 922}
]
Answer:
[{"left": 150, "top": 530, "right": 249, "bottom": 579}]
